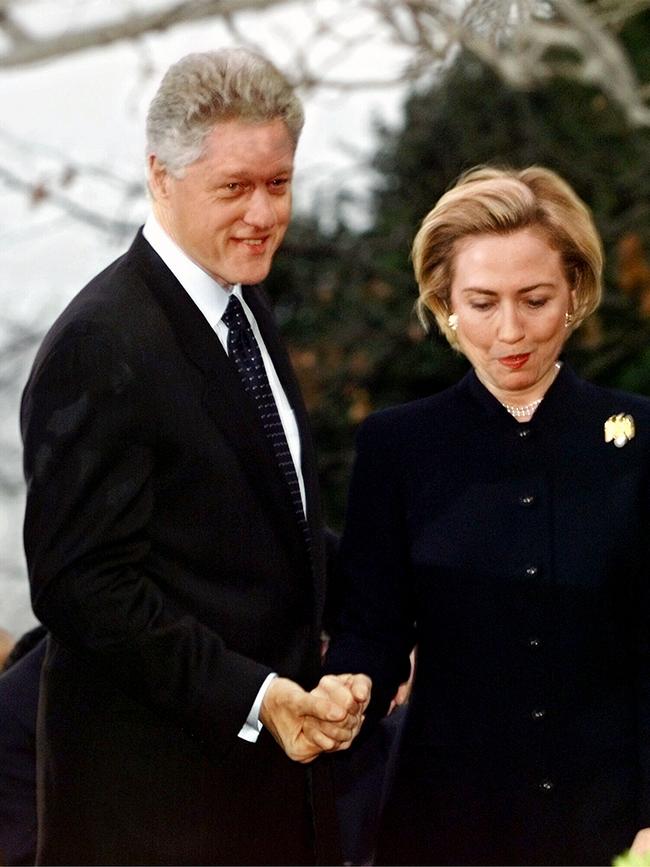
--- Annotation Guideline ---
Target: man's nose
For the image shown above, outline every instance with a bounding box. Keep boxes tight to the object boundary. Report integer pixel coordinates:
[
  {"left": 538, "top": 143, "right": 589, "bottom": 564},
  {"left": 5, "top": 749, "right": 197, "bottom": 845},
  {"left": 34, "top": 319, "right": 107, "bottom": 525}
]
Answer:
[{"left": 243, "top": 188, "right": 276, "bottom": 229}]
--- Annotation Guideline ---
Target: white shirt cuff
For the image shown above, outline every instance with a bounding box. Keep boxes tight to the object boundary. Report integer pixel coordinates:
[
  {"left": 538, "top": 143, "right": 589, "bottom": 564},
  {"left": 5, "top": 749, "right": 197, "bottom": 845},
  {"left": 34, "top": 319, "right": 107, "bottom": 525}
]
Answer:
[{"left": 237, "top": 672, "right": 277, "bottom": 743}]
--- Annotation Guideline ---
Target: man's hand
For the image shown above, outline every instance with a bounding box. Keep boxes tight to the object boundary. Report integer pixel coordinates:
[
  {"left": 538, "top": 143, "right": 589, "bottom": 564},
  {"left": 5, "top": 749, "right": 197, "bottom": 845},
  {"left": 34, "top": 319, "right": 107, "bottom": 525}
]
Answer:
[
  {"left": 303, "top": 673, "right": 372, "bottom": 753},
  {"left": 260, "top": 676, "right": 359, "bottom": 764}
]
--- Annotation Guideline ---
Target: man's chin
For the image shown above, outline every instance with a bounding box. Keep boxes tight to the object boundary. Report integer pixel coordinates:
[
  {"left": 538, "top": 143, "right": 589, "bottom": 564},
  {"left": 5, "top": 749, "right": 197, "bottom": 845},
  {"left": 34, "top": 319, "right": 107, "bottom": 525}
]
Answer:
[{"left": 231, "top": 263, "right": 274, "bottom": 286}]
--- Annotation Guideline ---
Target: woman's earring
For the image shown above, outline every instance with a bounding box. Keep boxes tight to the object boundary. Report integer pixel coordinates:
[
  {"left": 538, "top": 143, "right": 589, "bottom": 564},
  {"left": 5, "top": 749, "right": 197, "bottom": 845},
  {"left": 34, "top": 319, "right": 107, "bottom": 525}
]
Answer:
[
  {"left": 448, "top": 313, "right": 459, "bottom": 331},
  {"left": 565, "top": 312, "right": 573, "bottom": 328}
]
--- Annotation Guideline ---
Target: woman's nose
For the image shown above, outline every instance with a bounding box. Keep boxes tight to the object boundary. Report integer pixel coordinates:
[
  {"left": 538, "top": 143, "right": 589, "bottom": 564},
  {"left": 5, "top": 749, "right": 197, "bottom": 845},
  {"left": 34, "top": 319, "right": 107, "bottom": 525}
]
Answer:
[{"left": 497, "top": 305, "right": 525, "bottom": 343}]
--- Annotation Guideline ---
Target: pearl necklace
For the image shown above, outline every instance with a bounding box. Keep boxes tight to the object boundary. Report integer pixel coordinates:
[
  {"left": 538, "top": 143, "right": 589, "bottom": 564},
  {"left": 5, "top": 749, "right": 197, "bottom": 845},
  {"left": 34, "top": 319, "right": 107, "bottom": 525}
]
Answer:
[
  {"left": 501, "top": 398, "right": 542, "bottom": 419},
  {"left": 500, "top": 361, "right": 562, "bottom": 419}
]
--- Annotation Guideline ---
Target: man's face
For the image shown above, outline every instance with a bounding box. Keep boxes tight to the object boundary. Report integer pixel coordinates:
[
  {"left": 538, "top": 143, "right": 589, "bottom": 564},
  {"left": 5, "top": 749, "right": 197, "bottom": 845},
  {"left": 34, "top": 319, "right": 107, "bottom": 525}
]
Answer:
[{"left": 151, "top": 118, "right": 295, "bottom": 286}]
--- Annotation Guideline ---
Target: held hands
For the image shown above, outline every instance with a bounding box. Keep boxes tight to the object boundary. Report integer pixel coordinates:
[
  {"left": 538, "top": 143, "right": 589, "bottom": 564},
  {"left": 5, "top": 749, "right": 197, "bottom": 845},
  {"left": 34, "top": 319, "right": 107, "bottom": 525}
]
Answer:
[
  {"left": 304, "top": 673, "right": 372, "bottom": 754},
  {"left": 260, "top": 673, "right": 372, "bottom": 764}
]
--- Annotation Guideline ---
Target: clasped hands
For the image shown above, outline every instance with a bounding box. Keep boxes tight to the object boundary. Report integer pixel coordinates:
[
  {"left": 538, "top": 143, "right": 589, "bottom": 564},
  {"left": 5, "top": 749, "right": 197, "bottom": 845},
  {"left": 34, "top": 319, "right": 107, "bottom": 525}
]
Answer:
[{"left": 260, "top": 673, "right": 372, "bottom": 764}]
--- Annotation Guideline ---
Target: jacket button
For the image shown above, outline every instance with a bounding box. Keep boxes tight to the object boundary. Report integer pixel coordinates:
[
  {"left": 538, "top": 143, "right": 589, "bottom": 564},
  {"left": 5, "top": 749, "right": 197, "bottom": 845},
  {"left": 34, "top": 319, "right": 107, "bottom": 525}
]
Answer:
[
  {"left": 519, "top": 494, "right": 535, "bottom": 506},
  {"left": 531, "top": 708, "right": 546, "bottom": 720},
  {"left": 528, "top": 637, "right": 542, "bottom": 649},
  {"left": 518, "top": 427, "right": 531, "bottom": 438},
  {"left": 539, "top": 779, "right": 554, "bottom": 792},
  {"left": 525, "top": 565, "right": 539, "bottom": 577}
]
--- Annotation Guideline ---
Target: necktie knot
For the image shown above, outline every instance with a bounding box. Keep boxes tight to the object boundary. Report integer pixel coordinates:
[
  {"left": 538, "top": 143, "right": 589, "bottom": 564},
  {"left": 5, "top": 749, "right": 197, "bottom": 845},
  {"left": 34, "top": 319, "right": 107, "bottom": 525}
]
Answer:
[
  {"left": 222, "top": 294, "right": 245, "bottom": 330},
  {"left": 223, "top": 295, "right": 255, "bottom": 353}
]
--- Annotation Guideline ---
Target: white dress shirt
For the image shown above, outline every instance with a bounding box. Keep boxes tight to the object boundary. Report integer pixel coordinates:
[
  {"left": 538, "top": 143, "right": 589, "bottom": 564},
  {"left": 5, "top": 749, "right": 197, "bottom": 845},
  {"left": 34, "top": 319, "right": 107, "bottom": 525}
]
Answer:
[{"left": 143, "top": 213, "right": 308, "bottom": 742}]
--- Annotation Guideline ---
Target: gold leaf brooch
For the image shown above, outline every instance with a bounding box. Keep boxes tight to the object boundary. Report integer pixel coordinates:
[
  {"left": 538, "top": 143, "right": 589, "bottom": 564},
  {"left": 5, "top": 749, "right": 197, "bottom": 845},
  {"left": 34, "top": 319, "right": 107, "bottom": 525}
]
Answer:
[{"left": 604, "top": 413, "right": 635, "bottom": 448}]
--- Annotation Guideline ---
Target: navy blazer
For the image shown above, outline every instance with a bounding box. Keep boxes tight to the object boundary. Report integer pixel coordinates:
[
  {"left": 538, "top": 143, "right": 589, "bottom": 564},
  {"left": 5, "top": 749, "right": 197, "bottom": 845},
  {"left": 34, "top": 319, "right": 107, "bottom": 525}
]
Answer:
[
  {"left": 21, "top": 231, "right": 337, "bottom": 866},
  {"left": 327, "top": 363, "right": 650, "bottom": 865}
]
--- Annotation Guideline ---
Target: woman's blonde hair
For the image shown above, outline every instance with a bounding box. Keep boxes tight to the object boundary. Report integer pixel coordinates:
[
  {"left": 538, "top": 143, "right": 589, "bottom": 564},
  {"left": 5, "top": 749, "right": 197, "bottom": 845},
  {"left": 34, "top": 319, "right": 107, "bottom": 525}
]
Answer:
[{"left": 411, "top": 165, "right": 603, "bottom": 348}]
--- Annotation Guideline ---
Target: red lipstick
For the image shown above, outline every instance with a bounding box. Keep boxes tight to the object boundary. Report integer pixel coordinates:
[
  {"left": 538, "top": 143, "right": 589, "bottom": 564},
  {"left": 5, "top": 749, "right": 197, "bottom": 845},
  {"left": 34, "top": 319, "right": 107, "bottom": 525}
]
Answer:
[{"left": 499, "top": 354, "right": 530, "bottom": 370}]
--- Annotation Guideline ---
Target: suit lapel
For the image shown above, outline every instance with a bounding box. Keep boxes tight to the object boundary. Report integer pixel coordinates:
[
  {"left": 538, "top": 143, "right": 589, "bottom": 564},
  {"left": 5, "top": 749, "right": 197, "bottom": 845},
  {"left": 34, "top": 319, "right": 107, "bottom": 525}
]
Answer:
[{"left": 126, "top": 232, "right": 311, "bottom": 567}]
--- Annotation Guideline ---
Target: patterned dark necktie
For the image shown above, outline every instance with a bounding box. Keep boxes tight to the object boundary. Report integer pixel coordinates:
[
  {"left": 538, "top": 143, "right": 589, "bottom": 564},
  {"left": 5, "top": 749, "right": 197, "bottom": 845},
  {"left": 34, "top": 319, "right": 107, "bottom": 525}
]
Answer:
[{"left": 222, "top": 294, "right": 311, "bottom": 549}]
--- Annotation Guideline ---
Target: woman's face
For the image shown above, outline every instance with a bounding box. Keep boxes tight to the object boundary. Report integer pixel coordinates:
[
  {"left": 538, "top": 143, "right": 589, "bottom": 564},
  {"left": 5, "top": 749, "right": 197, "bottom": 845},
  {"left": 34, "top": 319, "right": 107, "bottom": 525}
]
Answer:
[{"left": 449, "top": 226, "right": 576, "bottom": 403}]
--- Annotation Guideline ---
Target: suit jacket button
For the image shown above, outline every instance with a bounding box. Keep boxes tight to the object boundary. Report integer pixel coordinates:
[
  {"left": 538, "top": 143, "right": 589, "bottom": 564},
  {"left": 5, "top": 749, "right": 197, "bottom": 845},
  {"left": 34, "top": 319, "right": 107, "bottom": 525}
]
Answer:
[
  {"left": 519, "top": 494, "right": 535, "bottom": 506},
  {"left": 528, "top": 637, "right": 542, "bottom": 649},
  {"left": 531, "top": 708, "right": 546, "bottom": 720},
  {"left": 539, "top": 778, "right": 554, "bottom": 792},
  {"left": 525, "top": 565, "right": 539, "bottom": 577},
  {"left": 518, "top": 427, "right": 531, "bottom": 438}
]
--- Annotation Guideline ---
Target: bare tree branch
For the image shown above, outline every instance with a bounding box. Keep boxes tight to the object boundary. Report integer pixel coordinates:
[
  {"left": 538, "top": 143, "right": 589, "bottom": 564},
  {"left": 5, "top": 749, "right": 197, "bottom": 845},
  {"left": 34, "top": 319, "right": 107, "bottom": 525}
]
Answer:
[
  {"left": 0, "top": 164, "right": 140, "bottom": 237},
  {"left": 0, "top": 6, "right": 29, "bottom": 43},
  {"left": 370, "top": 0, "right": 650, "bottom": 127},
  {"left": 0, "top": 0, "right": 648, "bottom": 125},
  {"left": 0, "top": 0, "right": 293, "bottom": 68},
  {"left": 0, "top": 128, "right": 143, "bottom": 192},
  {"left": 598, "top": 0, "right": 650, "bottom": 28},
  {"left": 551, "top": 0, "right": 650, "bottom": 125},
  {"left": 0, "top": 0, "right": 37, "bottom": 11}
]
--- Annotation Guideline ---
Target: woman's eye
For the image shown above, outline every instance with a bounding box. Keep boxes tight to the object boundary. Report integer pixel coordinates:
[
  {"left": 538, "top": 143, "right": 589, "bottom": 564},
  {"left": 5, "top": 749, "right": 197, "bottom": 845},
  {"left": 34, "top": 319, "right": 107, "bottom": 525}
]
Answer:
[{"left": 527, "top": 298, "right": 547, "bottom": 308}]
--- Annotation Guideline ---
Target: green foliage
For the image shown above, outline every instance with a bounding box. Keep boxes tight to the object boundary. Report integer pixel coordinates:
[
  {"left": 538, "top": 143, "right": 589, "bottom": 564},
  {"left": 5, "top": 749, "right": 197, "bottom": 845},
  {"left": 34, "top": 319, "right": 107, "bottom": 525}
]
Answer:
[
  {"left": 613, "top": 849, "right": 650, "bottom": 867},
  {"left": 270, "top": 21, "right": 650, "bottom": 529}
]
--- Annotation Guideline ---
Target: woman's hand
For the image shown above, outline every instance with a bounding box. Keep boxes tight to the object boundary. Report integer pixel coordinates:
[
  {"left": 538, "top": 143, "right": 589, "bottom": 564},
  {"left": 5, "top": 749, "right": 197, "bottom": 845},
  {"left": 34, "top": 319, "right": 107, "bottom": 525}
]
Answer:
[
  {"left": 630, "top": 828, "right": 650, "bottom": 858},
  {"left": 388, "top": 648, "right": 416, "bottom": 715}
]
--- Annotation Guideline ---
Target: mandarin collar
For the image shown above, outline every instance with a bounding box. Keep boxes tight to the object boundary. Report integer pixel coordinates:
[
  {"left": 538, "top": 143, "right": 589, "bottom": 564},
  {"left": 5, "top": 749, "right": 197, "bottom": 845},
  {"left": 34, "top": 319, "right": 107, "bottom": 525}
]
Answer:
[{"left": 461, "top": 360, "right": 581, "bottom": 430}]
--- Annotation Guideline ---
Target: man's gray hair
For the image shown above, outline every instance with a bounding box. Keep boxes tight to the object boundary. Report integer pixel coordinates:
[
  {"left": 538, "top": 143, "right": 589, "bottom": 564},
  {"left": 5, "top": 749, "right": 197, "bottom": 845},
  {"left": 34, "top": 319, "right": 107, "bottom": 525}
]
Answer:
[{"left": 145, "top": 47, "right": 304, "bottom": 176}]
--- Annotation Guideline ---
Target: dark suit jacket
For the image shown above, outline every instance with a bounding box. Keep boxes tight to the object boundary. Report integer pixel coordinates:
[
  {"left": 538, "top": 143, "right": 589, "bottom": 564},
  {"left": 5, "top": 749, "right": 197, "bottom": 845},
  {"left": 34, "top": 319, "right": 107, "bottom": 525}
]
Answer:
[
  {"left": 0, "top": 638, "right": 46, "bottom": 867},
  {"left": 21, "top": 231, "right": 338, "bottom": 866},
  {"left": 327, "top": 363, "right": 650, "bottom": 866}
]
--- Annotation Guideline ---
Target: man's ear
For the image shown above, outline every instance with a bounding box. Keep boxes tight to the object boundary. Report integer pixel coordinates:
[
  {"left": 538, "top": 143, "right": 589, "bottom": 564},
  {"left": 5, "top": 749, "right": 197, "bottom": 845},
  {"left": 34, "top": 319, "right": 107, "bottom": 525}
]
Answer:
[{"left": 148, "top": 154, "right": 170, "bottom": 200}]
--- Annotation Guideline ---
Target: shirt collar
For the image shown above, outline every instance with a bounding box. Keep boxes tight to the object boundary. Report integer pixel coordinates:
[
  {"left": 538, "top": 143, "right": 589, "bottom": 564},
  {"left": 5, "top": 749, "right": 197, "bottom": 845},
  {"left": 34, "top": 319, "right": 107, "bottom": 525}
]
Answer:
[{"left": 143, "top": 212, "right": 239, "bottom": 326}]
